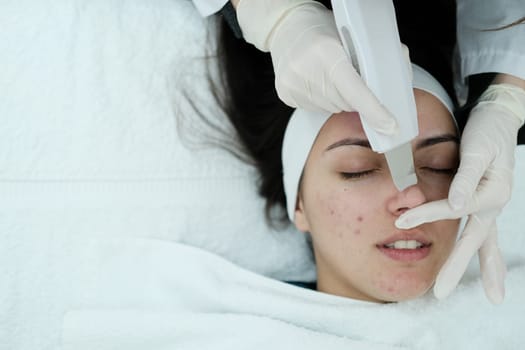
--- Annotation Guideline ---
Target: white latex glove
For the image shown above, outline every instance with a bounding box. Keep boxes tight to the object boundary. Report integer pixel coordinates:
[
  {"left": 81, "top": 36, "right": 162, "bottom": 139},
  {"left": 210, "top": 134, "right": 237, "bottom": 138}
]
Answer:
[
  {"left": 396, "top": 83, "right": 525, "bottom": 304},
  {"left": 236, "top": 0, "right": 398, "bottom": 134}
]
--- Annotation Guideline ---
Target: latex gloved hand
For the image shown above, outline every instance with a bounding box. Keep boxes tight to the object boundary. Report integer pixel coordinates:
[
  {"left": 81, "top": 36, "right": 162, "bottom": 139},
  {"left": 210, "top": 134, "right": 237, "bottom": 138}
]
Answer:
[
  {"left": 236, "top": 0, "right": 398, "bottom": 134},
  {"left": 396, "top": 83, "right": 525, "bottom": 304}
]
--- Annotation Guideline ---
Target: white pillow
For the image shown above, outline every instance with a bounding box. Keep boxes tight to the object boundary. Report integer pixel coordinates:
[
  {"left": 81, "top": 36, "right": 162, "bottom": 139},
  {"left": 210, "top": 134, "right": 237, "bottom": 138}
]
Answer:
[{"left": 0, "top": 0, "right": 315, "bottom": 281}]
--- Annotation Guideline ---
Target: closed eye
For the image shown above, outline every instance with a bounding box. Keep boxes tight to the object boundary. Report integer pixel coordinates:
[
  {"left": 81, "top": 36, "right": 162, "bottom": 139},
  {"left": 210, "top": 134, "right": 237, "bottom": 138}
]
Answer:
[
  {"left": 340, "top": 169, "right": 377, "bottom": 180},
  {"left": 420, "top": 167, "right": 457, "bottom": 175}
]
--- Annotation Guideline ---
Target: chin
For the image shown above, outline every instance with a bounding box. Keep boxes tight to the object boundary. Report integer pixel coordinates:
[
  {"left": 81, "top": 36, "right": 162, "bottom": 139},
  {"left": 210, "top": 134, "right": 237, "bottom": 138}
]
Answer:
[
  {"left": 385, "top": 287, "right": 431, "bottom": 302},
  {"left": 374, "top": 273, "right": 436, "bottom": 303}
]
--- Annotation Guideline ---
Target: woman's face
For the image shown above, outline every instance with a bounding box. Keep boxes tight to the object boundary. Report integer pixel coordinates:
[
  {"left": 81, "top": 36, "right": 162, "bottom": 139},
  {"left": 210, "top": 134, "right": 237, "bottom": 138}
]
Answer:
[{"left": 294, "top": 89, "right": 460, "bottom": 303}]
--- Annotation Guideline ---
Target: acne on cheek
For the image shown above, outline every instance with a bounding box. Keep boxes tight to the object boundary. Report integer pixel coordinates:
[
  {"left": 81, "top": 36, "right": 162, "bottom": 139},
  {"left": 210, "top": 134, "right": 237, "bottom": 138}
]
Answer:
[
  {"left": 353, "top": 216, "right": 363, "bottom": 235},
  {"left": 323, "top": 205, "right": 346, "bottom": 239},
  {"left": 320, "top": 191, "right": 365, "bottom": 236}
]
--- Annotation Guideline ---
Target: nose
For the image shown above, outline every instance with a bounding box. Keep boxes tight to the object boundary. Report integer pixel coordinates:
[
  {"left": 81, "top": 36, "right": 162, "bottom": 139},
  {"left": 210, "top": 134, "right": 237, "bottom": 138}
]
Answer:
[{"left": 386, "top": 184, "right": 427, "bottom": 216}]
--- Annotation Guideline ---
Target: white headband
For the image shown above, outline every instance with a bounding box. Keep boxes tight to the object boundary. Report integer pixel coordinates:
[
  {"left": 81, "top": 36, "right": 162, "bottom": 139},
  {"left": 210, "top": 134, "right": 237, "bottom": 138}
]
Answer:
[{"left": 281, "top": 64, "right": 456, "bottom": 221}]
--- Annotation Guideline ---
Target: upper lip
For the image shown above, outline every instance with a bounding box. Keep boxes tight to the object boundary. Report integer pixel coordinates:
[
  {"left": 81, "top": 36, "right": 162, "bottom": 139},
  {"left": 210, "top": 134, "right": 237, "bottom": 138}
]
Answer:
[{"left": 377, "top": 231, "right": 432, "bottom": 247}]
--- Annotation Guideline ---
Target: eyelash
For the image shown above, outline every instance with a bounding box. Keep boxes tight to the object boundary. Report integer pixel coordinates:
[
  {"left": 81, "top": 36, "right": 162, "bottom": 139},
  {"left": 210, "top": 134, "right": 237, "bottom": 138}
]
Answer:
[
  {"left": 340, "top": 170, "right": 376, "bottom": 180},
  {"left": 340, "top": 167, "right": 455, "bottom": 181},
  {"left": 421, "top": 167, "right": 457, "bottom": 175}
]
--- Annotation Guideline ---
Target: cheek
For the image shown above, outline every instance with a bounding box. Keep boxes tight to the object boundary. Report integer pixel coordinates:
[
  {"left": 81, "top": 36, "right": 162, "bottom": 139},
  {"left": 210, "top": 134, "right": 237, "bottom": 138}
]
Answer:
[
  {"left": 308, "top": 188, "right": 373, "bottom": 239},
  {"left": 432, "top": 219, "right": 460, "bottom": 251},
  {"left": 354, "top": 215, "right": 364, "bottom": 235}
]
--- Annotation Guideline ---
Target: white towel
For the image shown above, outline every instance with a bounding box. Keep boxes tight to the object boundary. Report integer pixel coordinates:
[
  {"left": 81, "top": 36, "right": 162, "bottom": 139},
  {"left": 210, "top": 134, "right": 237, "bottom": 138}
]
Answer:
[{"left": 60, "top": 237, "right": 525, "bottom": 350}]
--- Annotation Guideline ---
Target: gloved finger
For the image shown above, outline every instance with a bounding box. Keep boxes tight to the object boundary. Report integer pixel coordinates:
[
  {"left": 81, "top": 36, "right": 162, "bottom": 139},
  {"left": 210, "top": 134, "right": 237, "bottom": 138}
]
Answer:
[
  {"left": 330, "top": 59, "right": 398, "bottom": 134},
  {"left": 434, "top": 213, "right": 491, "bottom": 299},
  {"left": 313, "top": 77, "right": 356, "bottom": 113},
  {"left": 448, "top": 150, "right": 492, "bottom": 210},
  {"left": 276, "top": 86, "right": 342, "bottom": 114},
  {"left": 298, "top": 93, "right": 342, "bottom": 114},
  {"left": 479, "top": 222, "right": 506, "bottom": 304},
  {"left": 395, "top": 199, "right": 465, "bottom": 229},
  {"left": 477, "top": 166, "right": 514, "bottom": 209},
  {"left": 396, "top": 167, "right": 513, "bottom": 230},
  {"left": 325, "top": 88, "right": 357, "bottom": 114},
  {"left": 456, "top": 165, "right": 514, "bottom": 214},
  {"left": 275, "top": 78, "right": 342, "bottom": 113}
]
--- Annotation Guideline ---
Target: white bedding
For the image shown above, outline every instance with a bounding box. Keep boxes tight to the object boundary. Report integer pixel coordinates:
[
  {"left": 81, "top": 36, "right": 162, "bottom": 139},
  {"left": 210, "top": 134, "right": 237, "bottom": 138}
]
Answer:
[
  {"left": 1, "top": 0, "right": 524, "bottom": 349},
  {"left": 59, "top": 238, "right": 525, "bottom": 350},
  {"left": 0, "top": 0, "right": 314, "bottom": 280}
]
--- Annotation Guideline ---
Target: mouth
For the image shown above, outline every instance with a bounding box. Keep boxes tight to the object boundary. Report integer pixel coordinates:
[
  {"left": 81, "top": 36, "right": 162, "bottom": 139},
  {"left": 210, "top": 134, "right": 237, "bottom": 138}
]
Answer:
[{"left": 376, "top": 234, "right": 432, "bottom": 262}]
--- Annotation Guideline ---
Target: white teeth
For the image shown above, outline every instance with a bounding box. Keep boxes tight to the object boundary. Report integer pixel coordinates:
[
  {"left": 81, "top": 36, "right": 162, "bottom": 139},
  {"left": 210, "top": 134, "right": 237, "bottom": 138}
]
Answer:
[{"left": 385, "top": 240, "right": 424, "bottom": 249}]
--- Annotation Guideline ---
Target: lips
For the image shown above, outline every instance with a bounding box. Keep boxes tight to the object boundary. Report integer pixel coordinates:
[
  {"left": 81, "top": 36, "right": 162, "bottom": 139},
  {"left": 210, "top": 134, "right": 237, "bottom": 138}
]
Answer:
[
  {"left": 378, "top": 231, "right": 431, "bottom": 247},
  {"left": 376, "top": 231, "right": 432, "bottom": 262}
]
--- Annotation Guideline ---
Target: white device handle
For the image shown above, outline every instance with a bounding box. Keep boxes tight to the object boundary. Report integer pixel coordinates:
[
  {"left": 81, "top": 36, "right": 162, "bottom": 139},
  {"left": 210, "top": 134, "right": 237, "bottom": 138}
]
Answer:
[{"left": 331, "top": 0, "right": 418, "bottom": 154}]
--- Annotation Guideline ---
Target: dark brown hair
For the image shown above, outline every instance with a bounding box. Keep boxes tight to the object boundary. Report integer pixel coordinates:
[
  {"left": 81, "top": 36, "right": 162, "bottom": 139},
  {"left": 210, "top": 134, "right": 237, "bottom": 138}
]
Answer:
[
  {"left": 483, "top": 16, "right": 525, "bottom": 31},
  {"left": 209, "top": 17, "right": 294, "bottom": 226}
]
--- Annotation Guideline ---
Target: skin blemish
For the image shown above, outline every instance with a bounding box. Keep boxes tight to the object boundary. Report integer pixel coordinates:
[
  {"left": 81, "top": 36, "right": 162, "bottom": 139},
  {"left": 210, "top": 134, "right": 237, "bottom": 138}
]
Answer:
[
  {"left": 353, "top": 229, "right": 361, "bottom": 235},
  {"left": 357, "top": 216, "right": 363, "bottom": 222}
]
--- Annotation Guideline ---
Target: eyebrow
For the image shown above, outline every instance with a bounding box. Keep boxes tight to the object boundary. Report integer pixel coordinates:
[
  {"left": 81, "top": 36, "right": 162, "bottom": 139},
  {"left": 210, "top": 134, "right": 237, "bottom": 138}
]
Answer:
[
  {"left": 325, "top": 134, "right": 459, "bottom": 152},
  {"left": 415, "top": 134, "right": 459, "bottom": 150},
  {"left": 325, "top": 138, "right": 371, "bottom": 151}
]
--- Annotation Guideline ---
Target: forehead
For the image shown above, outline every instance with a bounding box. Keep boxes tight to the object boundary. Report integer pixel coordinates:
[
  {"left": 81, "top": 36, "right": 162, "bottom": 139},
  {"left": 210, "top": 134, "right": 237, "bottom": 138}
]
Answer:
[{"left": 316, "top": 89, "right": 456, "bottom": 146}]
